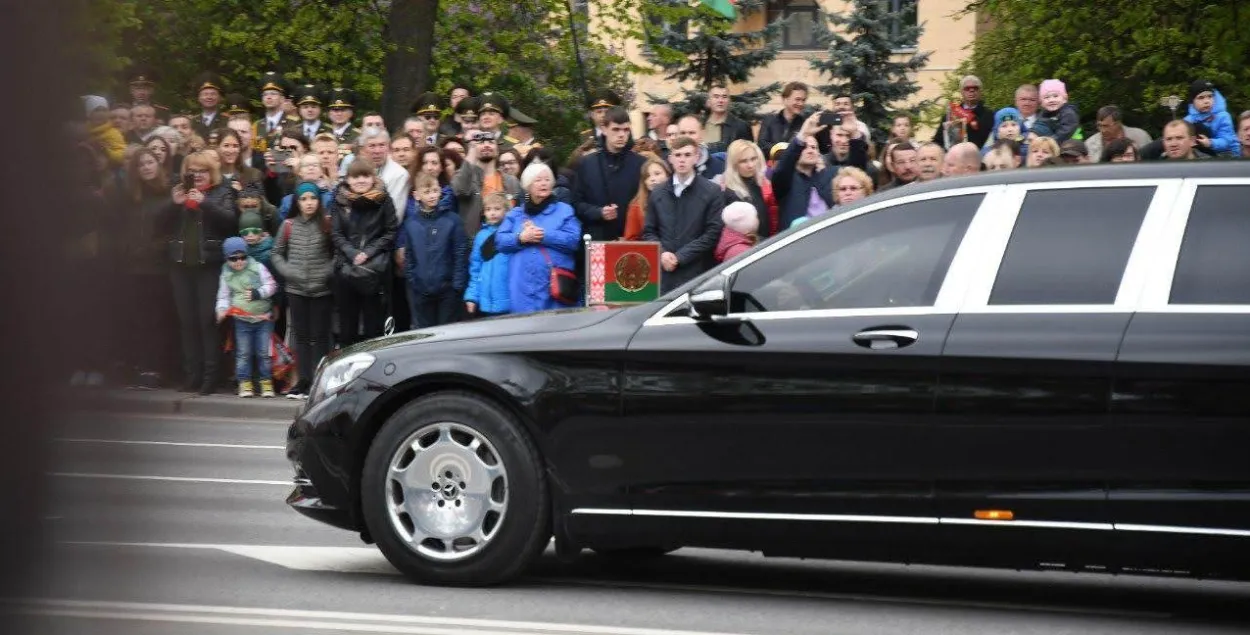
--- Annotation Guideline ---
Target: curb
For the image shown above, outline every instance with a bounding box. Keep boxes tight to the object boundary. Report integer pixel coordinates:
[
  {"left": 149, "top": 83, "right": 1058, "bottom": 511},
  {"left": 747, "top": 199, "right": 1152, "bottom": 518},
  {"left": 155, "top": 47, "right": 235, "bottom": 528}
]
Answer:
[{"left": 60, "top": 389, "right": 301, "bottom": 421}]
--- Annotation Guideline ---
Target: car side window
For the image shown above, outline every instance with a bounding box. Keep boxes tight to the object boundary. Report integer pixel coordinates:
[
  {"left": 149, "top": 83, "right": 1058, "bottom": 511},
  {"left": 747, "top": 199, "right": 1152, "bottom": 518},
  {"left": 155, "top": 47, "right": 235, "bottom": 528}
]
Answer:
[
  {"left": 729, "top": 194, "right": 983, "bottom": 313},
  {"left": 989, "top": 187, "right": 1155, "bottom": 305},
  {"left": 1170, "top": 184, "right": 1250, "bottom": 305}
]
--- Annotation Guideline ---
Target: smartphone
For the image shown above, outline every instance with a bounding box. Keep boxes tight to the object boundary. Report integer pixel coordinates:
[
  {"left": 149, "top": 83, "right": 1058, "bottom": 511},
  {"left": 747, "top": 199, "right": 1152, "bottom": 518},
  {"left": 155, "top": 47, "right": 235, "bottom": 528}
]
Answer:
[
  {"left": 182, "top": 174, "right": 196, "bottom": 191},
  {"left": 819, "top": 111, "right": 843, "bottom": 128}
]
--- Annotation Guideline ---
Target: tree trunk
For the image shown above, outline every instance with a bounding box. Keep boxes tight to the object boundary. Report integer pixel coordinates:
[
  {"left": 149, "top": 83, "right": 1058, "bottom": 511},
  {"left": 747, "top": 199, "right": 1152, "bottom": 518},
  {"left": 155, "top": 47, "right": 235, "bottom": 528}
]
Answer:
[{"left": 381, "top": 0, "right": 438, "bottom": 129}]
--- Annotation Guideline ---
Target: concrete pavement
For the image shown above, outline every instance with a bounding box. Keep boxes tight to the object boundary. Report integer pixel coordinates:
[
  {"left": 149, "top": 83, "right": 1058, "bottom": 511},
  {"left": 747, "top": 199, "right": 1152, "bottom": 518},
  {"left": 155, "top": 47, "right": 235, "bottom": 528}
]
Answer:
[{"left": 13, "top": 411, "right": 1250, "bottom": 634}]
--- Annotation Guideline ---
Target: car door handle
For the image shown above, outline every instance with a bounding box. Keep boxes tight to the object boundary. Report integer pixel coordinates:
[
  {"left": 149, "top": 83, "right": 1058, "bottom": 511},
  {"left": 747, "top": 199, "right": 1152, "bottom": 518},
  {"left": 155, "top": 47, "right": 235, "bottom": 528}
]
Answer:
[{"left": 852, "top": 328, "right": 919, "bottom": 350}]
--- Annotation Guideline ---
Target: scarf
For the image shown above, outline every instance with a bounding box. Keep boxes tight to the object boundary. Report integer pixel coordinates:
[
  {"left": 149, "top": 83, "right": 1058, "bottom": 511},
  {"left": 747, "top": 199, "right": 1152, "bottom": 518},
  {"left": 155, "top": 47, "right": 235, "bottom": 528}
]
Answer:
[{"left": 524, "top": 196, "right": 548, "bottom": 217}]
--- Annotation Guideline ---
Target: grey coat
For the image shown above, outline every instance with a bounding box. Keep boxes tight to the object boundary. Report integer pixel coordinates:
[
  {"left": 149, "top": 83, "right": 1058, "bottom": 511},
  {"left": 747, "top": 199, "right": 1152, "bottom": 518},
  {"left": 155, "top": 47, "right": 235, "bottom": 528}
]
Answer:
[
  {"left": 270, "top": 213, "right": 334, "bottom": 298},
  {"left": 452, "top": 161, "right": 522, "bottom": 239}
]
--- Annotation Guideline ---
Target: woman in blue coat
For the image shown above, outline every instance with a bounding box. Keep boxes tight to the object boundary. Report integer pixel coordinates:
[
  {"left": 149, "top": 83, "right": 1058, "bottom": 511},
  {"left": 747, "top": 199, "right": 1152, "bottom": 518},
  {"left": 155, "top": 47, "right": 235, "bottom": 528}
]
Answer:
[{"left": 495, "top": 162, "right": 582, "bottom": 315}]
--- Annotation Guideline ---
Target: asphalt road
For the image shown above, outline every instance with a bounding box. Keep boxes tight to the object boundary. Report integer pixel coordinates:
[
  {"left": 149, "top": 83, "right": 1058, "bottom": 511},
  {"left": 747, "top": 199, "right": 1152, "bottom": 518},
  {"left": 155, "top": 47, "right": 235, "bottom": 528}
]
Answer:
[{"left": 6, "top": 411, "right": 1249, "bottom": 634}]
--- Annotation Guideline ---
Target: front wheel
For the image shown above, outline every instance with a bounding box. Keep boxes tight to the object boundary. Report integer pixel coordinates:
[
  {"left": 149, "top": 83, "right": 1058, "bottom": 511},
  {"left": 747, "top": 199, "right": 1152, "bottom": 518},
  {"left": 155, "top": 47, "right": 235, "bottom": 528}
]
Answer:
[{"left": 360, "top": 391, "right": 549, "bottom": 586}]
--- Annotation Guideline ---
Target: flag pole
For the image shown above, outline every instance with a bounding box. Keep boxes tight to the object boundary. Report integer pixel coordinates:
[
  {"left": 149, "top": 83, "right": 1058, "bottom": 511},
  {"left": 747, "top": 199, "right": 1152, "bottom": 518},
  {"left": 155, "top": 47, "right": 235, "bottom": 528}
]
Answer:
[{"left": 565, "top": 0, "right": 593, "bottom": 110}]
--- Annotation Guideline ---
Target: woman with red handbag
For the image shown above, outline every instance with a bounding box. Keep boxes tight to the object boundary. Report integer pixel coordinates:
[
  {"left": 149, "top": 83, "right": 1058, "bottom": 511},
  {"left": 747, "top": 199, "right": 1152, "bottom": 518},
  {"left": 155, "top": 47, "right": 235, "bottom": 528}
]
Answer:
[{"left": 494, "top": 162, "right": 582, "bottom": 314}]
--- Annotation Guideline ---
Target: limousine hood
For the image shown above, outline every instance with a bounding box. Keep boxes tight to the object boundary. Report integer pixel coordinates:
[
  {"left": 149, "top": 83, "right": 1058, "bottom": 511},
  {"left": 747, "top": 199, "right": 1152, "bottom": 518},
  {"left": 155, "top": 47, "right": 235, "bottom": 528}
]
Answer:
[{"left": 342, "top": 306, "right": 627, "bottom": 353}]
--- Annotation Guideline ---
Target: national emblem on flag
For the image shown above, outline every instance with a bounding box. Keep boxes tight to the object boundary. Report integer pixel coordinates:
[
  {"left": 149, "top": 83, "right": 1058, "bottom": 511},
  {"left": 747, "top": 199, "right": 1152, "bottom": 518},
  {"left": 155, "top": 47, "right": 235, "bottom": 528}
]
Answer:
[{"left": 585, "top": 240, "right": 663, "bottom": 305}]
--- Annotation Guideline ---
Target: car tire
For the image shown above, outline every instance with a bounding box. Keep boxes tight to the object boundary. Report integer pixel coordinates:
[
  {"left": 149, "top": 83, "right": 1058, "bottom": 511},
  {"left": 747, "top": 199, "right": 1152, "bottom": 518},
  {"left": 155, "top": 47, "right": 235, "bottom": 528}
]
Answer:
[{"left": 360, "top": 391, "right": 549, "bottom": 586}]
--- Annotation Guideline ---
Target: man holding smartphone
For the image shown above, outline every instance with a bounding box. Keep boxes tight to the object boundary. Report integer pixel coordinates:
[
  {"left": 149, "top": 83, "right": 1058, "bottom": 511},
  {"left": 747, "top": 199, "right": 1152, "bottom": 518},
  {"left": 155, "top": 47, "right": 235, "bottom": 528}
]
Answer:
[{"left": 453, "top": 129, "right": 522, "bottom": 240}]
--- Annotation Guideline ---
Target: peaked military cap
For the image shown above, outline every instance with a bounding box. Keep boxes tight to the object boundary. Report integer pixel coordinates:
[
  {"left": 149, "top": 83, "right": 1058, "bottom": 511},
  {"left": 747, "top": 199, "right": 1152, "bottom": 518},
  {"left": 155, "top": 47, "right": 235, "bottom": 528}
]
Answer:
[
  {"left": 454, "top": 96, "right": 481, "bottom": 116},
  {"left": 192, "top": 72, "right": 225, "bottom": 95},
  {"left": 477, "top": 92, "right": 510, "bottom": 116},
  {"left": 327, "top": 87, "right": 357, "bottom": 110},
  {"left": 508, "top": 106, "right": 537, "bottom": 125},
  {"left": 223, "top": 93, "right": 251, "bottom": 116},
  {"left": 259, "top": 71, "right": 290, "bottom": 97},
  {"left": 412, "top": 92, "right": 444, "bottom": 116},
  {"left": 589, "top": 88, "right": 621, "bottom": 110},
  {"left": 127, "top": 64, "right": 159, "bottom": 87},
  {"left": 295, "top": 83, "right": 325, "bottom": 107}
]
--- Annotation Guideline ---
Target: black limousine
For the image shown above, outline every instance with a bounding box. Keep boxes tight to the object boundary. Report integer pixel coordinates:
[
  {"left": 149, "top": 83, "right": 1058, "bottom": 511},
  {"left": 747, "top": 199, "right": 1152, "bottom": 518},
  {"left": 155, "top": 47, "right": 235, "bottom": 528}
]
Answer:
[{"left": 287, "top": 162, "right": 1250, "bottom": 586}]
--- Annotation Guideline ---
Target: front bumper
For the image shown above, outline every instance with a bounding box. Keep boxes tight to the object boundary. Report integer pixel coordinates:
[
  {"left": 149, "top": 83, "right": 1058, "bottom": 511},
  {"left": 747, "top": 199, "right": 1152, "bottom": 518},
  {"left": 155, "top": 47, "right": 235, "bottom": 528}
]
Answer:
[{"left": 285, "top": 379, "right": 389, "bottom": 532}]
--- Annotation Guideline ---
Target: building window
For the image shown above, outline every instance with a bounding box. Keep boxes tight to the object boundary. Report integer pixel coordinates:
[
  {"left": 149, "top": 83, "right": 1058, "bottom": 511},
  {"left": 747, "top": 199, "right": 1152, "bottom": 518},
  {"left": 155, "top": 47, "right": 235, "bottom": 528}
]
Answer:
[
  {"left": 887, "top": 0, "right": 919, "bottom": 46},
  {"left": 767, "top": 0, "right": 819, "bottom": 50}
]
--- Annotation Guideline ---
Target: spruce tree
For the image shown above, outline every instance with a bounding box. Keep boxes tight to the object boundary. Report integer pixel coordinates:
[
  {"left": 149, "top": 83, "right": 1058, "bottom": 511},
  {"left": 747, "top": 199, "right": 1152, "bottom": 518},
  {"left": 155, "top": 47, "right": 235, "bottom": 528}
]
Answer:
[
  {"left": 808, "top": 0, "right": 931, "bottom": 144},
  {"left": 642, "top": 0, "right": 784, "bottom": 122}
]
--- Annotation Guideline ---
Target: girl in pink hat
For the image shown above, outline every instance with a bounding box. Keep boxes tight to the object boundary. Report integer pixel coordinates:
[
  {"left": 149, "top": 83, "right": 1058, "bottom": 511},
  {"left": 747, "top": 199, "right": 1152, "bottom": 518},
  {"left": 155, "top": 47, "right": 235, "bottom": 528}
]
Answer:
[{"left": 1036, "top": 79, "right": 1081, "bottom": 142}]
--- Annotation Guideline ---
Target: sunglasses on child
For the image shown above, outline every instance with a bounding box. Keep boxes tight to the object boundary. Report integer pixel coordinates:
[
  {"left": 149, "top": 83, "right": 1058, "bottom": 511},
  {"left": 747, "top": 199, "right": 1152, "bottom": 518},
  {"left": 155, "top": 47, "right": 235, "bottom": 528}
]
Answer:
[
  {"left": 239, "top": 227, "right": 263, "bottom": 236},
  {"left": 227, "top": 254, "right": 248, "bottom": 262}
]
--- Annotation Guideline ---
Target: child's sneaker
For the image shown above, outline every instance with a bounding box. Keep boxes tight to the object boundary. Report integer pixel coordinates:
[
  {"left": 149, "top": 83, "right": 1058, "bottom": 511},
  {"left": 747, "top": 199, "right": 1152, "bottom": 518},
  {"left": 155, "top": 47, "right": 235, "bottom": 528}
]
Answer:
[
  {"left": 260, "top": 379, "right": 276, "bottom": 398},
  {"left": 238, "top": 380, "right": 254, "bottom": 398}
]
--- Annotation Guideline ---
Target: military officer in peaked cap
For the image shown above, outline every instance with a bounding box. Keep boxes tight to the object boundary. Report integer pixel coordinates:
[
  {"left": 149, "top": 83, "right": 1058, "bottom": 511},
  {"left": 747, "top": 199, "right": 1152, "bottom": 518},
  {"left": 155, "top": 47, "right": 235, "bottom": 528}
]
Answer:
[
  {"left": 191, "top": 72, "right": 229, "bottom": 137},
  {"left": 475, "top": 92, "right": 515, "bottom": 151},
  {"left": 126, "top": 64, "right": 170, "bottom": 123},
  {"left": 253, "top": 71, "right": 299, "bottom": 153},
  {"left": 411, "top": 92, "right": 446, "bottom": 147},
  {"left": 223, "top": 93, "right": 251, "bottom": 118},
  {"left": 506, "top": 105, "right": 542, "bottom": 159},
  {"left": 582, "top": 88, "right": 622, "bottom": 143},
  {"left": 327, "top": 86, "right": 361, "bottom": 147},
  {"left": 453, "top": 96, "right": 482, "bottom": 138},
  {"left": 294, "top": 83, "right": 328, "bottom": 140}
]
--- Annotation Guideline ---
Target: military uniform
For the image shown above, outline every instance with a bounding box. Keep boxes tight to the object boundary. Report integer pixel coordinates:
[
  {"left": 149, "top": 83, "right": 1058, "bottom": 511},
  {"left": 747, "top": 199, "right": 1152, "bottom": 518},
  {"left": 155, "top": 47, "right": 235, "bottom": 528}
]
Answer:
[
  {"left": 476, "top": 92, "right": 515, "bottom": 152},
  {"left": 126, "top": 65, "right": 171, "bottom": 123},
  {"left": 505, "top": 105, "right": 542, "bottom": 158},
  {"left": 326, "top": 87, "right": 361, "bottom": 147},
  {"left": 412, "top": 92, "right": 446, "bottom": 147},
  {"left": 190, "top": 72, "right": 229, "bottom": 138},
  {"left": 293, "top": 83, "right": 328, "bottom": 141},
  {"left": 252, "top": 72, "right": 299, "bottom": 153},
  {"left": 580, "top": 88, "right": 622, "bottom": 145}
]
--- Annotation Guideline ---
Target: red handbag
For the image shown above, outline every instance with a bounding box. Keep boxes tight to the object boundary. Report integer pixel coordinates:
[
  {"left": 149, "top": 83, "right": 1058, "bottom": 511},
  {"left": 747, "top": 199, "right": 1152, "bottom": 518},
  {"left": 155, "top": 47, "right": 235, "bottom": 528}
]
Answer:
[{"left": 539, "top": 247, "right": 579, "bottom": 306}]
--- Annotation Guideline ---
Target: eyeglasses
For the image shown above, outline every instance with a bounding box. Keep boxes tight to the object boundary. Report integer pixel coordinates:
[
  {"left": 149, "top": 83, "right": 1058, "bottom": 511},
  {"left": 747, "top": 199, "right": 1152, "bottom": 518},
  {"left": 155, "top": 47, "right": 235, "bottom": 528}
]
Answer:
[
  {"left": 280, "top": 145, "right": 300, "bottom": 151},
  {"left": 188, "top": 168, "right": 210, "bottom": 174},
  {"left": 239, "top": 227, "right": 263, "bottom": 236},
  {"left": 227, "top": 254, "right": 248, "bottom": 262},
  {"left": 420, "top": 114, "right": 439, "bottom": 121}
]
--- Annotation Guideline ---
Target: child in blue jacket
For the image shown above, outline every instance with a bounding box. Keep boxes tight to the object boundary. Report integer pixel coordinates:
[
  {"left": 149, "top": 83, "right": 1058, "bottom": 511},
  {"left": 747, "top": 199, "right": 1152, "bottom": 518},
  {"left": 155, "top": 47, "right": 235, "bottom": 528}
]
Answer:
[
  {"left": 397, "top": 172, "right": 468, "bottom": 328},
  {"left": 464, "top": 192, "right": 512, "bottom": 318},
  {"left": 1186, "top": 79, "right": 1241, "bottom": 157}
]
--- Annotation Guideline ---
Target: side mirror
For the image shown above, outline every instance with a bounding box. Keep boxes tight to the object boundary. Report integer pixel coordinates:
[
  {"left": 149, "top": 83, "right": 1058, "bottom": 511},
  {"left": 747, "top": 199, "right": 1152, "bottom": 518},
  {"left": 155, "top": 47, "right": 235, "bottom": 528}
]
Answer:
[{"left": 687, "top": 275, "right": 730, "bottom": 320}]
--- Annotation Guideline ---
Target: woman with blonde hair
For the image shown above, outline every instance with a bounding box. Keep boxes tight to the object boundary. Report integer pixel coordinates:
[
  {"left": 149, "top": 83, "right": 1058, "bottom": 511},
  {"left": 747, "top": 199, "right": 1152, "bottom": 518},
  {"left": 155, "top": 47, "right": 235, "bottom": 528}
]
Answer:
[
  {"left": 169, "top": 150, "right": 239, "bottom": 394},
  {"left": 721, "top": 139, "right": 779, "bottom": 238},
  {"left": 1026, "top": 136, "right": 1061, "bottom": 167},
  {"left": 623, "top": 156, "right": 670, "bottom": 241},
  {"left": 832, "top": 166, "right": 873, "bottom": 206}
]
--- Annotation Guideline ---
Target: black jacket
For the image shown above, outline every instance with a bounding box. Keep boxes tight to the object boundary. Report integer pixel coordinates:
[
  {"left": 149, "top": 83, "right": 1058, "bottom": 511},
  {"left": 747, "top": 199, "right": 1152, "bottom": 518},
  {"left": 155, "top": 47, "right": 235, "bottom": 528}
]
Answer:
[
  {"left": 643, "top": 175, "right": 725, "bottom": 293},
  {"left": 706, "top": 115, "right": 754, "bottom": 154},
  {"left": 329, "top": 180, "right": 399, "bottom": 272},
  {"left": 931, "top": 103, "right": 995, "bottom": 149},
  {"left": 171, "top": 183, "right": 238, "bottom": 267},
  {"left": 573, "top": 144, "right": 646, "bottom": 241},
  {"left": 757, "top": 109, "right": 831, "bottom": 156},
  {"left": 771, "top": 138, "right": 836, "bottom": 228}
]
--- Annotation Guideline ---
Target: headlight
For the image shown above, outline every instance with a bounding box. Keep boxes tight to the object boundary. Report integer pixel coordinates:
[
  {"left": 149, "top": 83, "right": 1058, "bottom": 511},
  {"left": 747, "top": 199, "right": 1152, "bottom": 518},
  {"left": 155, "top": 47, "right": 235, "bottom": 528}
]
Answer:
[{"left": 311, "top": 352, "right": 375, "bottom": 400}]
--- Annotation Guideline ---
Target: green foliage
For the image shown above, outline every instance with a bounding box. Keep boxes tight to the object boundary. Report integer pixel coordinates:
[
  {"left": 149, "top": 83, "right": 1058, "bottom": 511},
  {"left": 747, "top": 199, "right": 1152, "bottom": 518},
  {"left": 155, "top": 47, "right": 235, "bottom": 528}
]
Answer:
[
  {"left": 808, "top": 0, "right": 931, "bottom": 144},
  {"left": 642, "top": 0, "right": 784, "bottom": 121},
  {"left": 87, "top": 0, "right": 635, "bottom": 159},
  {"left": 959, "top": 0, "right": 1250, "bottom": 134}
]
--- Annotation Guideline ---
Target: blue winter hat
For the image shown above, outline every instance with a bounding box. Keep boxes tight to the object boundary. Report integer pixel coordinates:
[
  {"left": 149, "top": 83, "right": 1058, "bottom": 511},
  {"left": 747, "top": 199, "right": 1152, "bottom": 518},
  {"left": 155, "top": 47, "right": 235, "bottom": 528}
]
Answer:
[
  {"left": 223, "top": 236, "right": 248, "bottom": 257},
  {"left": 294, "top": 180, "right": 320, "bottom": 199}
]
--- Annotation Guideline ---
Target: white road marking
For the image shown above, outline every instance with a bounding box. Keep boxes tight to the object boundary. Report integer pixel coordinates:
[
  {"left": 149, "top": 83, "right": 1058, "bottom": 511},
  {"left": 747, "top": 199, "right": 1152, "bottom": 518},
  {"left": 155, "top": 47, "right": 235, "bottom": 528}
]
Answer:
[
  {"left": 70, "top": 412, "right": 293, "bottom": 425},
  {"left": 3, "top": 598, "right": 753, "bottom": 635},
  {"left": 52, "top": 542, "right": 1175, "bottom": 619},
  {"left": 49, "top": 472, "right": 290, "bottom": 486},
  {"left": 56, "top": 438, "right": 285, "bottom": 450}
]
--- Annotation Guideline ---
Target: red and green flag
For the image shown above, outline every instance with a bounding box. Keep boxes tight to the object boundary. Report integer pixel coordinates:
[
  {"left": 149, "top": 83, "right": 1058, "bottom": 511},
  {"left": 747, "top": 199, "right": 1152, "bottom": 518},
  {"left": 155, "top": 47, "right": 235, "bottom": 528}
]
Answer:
[
  {"left": 587, "top": 241, "right": 662, "bottom": 305},
  {"left": 699, "top": 0, "right": 737, "bottom": 20}
]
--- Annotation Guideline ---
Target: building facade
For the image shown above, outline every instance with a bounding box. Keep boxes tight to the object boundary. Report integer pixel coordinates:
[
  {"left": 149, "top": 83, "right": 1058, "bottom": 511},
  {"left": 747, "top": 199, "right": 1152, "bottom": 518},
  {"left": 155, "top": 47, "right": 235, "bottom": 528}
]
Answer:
[{"left": 593, "top": 0, "right": 978, "bottom": 133}]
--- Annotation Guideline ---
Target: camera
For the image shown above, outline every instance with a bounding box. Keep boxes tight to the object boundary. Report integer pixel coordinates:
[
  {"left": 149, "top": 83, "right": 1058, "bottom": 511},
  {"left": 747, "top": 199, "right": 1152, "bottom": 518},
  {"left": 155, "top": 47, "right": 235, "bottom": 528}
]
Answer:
[
  {"left": 468, "top": 131, "right": 498, "bottom": 143},
  {"left": 819, "top": 111, "right": 844, "bottom": 128}
]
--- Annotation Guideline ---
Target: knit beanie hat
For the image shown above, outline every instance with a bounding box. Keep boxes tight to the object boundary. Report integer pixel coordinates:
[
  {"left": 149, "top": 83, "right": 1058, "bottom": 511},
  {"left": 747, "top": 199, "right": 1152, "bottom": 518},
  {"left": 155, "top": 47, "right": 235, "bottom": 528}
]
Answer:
[
  {"left": 238, "top": 209, "right": 264, "bottom": 232},
  {"left": 294, "top": 180, "right": 320, "bottom": 199},
  {"left": 722, "top": 201, "right": 759, "bottom": 235},
  {"left": 1038, "top": 79, "right": 1067, "bottom": 99},
  {"left": 82, "top": 95, "right": 108, "bottom": 117},
  {"left": 1189, "top": 79, "right": 1215, "bottom": 103},
  {"left": 223, "top": 236, "right": 248, "bottom": 257}
]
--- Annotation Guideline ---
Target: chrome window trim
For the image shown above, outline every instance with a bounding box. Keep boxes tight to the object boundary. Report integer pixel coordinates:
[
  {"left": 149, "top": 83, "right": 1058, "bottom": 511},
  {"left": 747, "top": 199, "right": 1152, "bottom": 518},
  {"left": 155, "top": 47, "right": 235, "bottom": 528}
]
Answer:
[
  {"left": 959, "top": 179, "right": 1184, "bottom": 314},
  {"left": 642, "top": 186, "right": 1004, "bottom": 327},
  {"left": 1137, "top": 178, "right": 1250, "bottom": 313},
  {"left": 570, "top": 508, "right": 1250, "bottom": 537}
]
